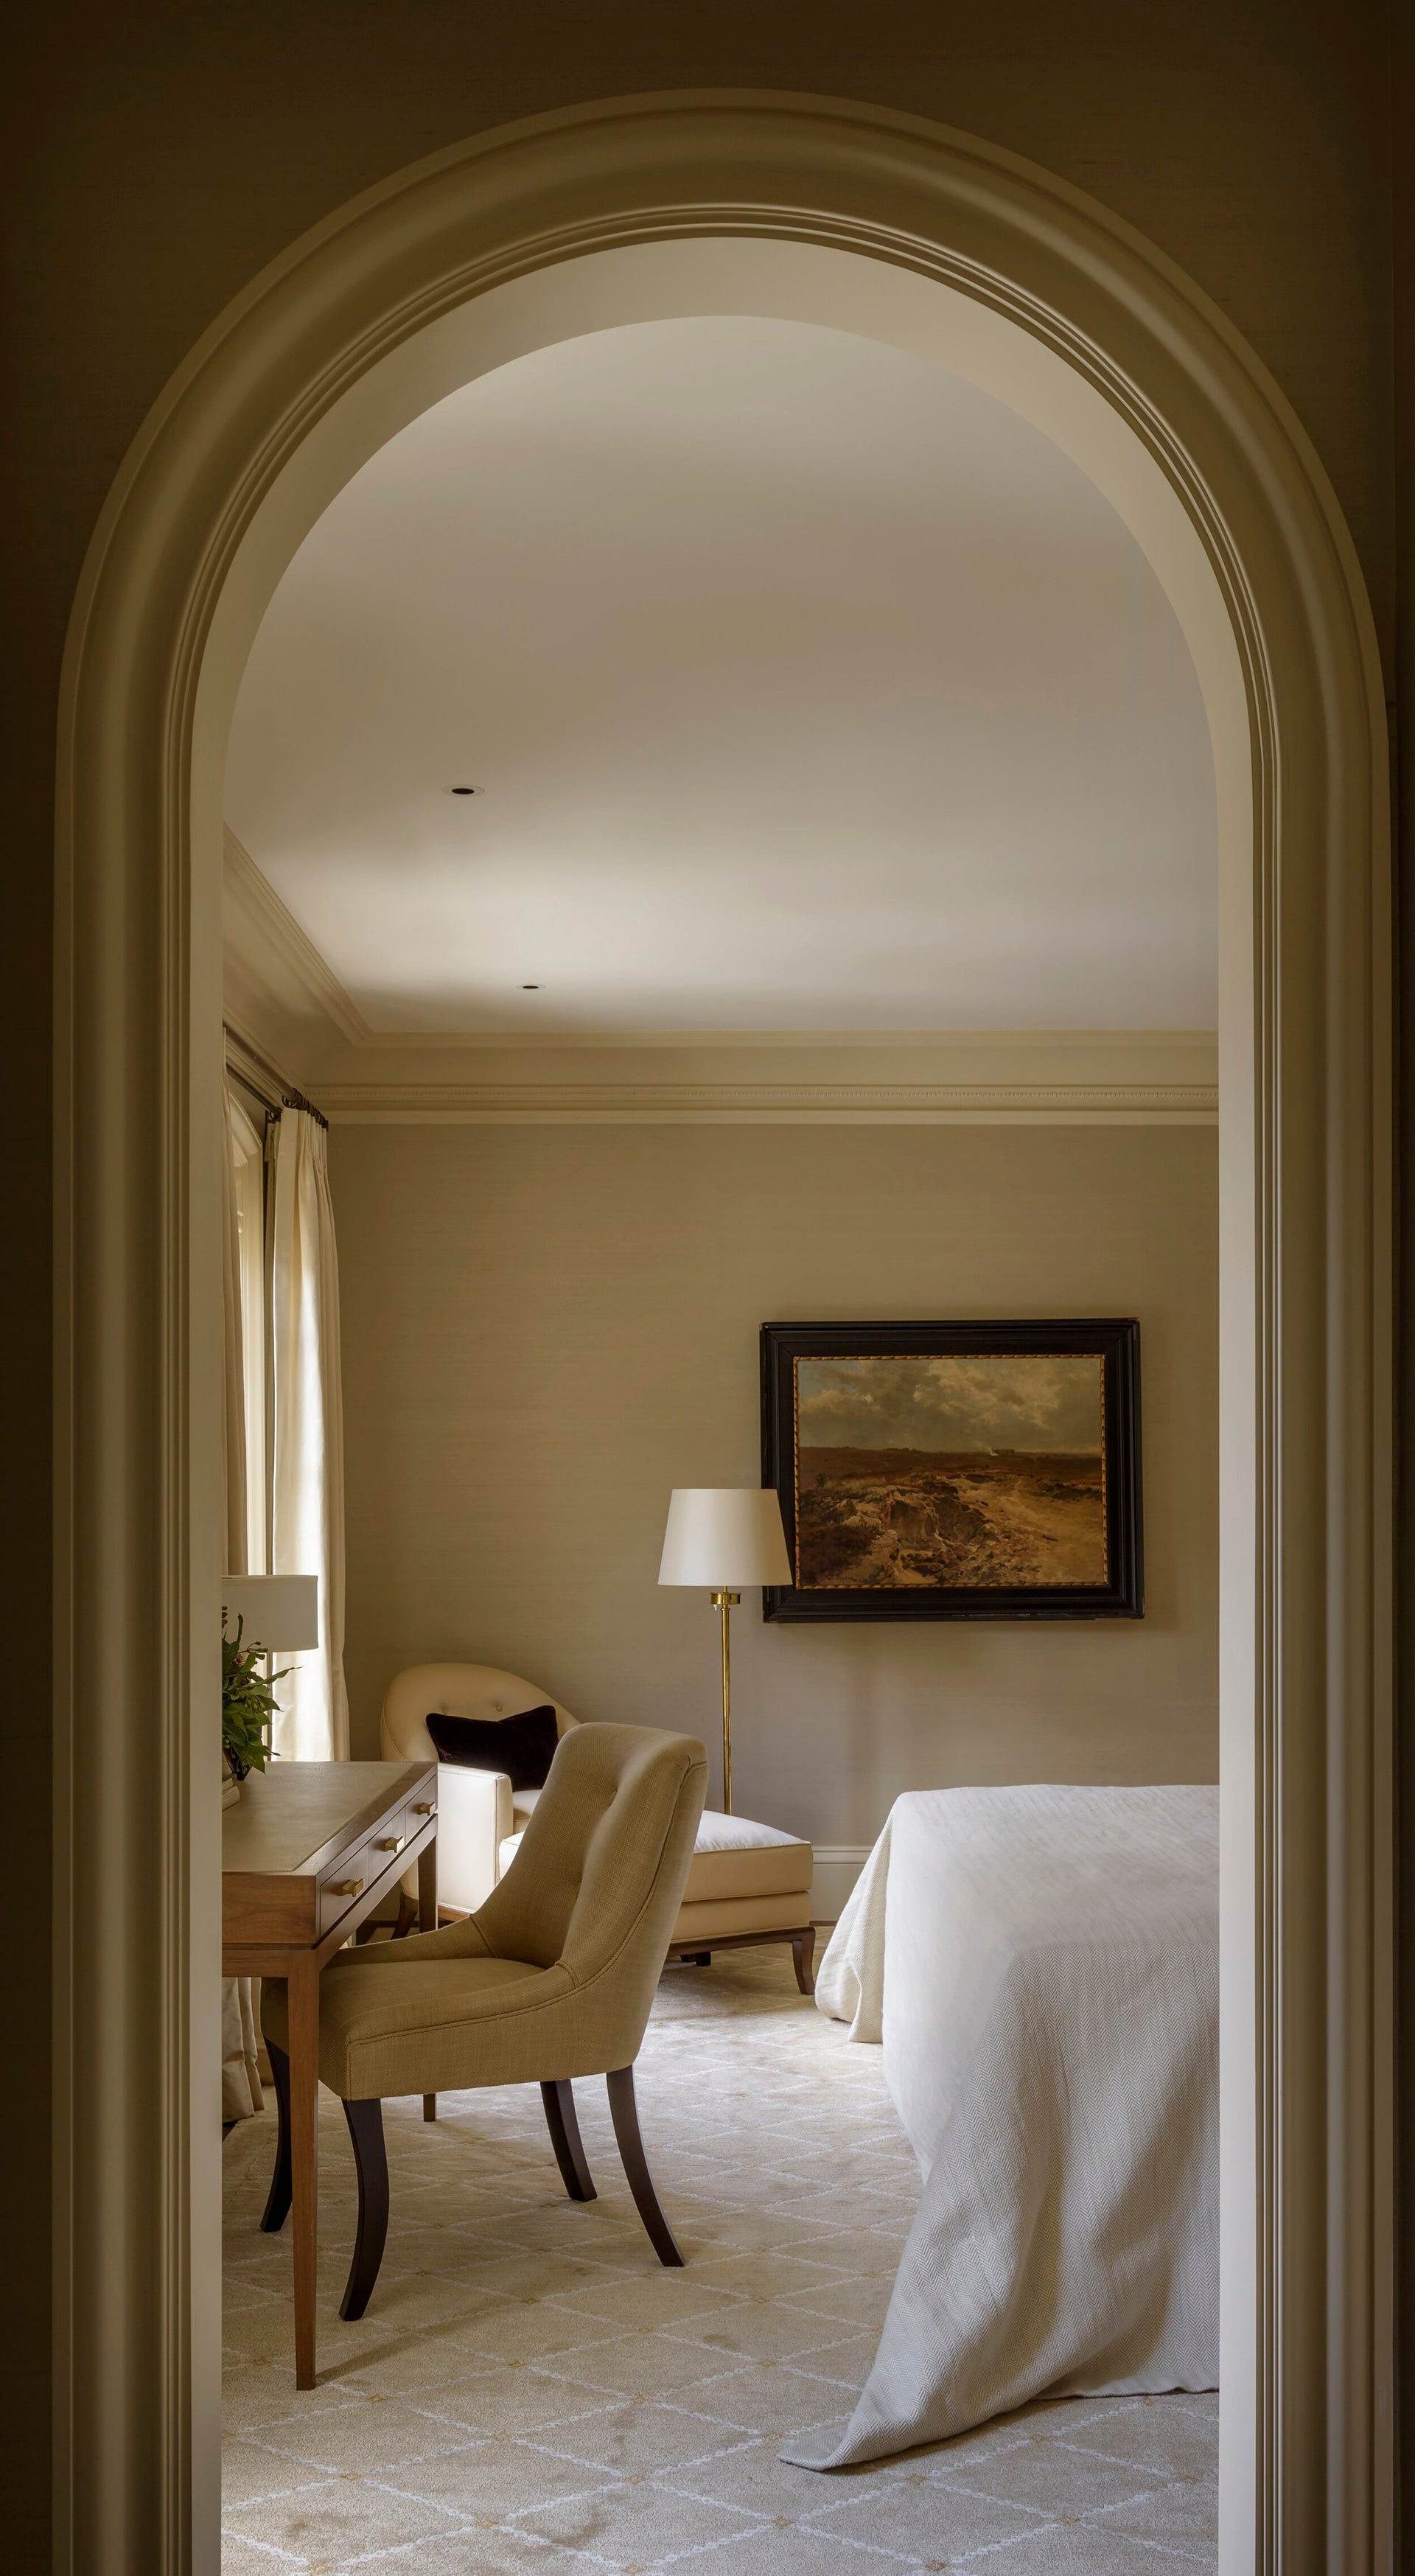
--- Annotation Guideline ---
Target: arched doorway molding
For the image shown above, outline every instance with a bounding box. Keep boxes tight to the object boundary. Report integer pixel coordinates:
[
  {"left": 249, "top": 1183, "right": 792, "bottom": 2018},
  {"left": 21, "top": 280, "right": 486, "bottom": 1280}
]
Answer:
[{"left": 55, "top": 92, "right": 1391, "bottom": 2574}]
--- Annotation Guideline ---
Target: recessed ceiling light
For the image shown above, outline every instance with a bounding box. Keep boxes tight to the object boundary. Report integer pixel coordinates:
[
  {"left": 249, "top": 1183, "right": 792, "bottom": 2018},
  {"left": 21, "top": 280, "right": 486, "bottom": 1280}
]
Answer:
[
  {"left": 522, "top": 984, "right": 539, "bottom": 991},
  {"left": 444, "top": 783, "right": 480, "bottom": 796}
]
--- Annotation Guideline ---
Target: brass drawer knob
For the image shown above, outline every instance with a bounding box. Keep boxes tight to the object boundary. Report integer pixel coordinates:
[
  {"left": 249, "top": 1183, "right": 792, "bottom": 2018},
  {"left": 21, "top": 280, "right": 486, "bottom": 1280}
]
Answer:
[
  {"left": 411, "top": 1802, "right": 434, "bottom": 1816},
  {"left": 329, "top": 1877, "right": 364, "bottom": 1899},
  {"left": 376, "top": 1836, "right": 404, "bottom": 1854}
]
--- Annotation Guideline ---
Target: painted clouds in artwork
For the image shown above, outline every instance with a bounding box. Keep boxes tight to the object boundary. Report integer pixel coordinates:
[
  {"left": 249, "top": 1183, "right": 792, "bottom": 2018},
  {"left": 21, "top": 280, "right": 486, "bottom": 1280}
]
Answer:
[{"left": 797, "top": 1352, "right": 1103, "bottom": 1456}]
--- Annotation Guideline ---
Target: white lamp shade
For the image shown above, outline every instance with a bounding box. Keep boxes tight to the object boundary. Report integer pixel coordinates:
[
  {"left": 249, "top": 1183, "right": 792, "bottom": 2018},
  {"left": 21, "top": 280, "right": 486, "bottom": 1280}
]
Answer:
[
  {"left": 658, "top": 1489, "right": 793, "bottom": 1588},
  {"left": 221, "top": 1574, "right": 320, "bottom": 1651}
]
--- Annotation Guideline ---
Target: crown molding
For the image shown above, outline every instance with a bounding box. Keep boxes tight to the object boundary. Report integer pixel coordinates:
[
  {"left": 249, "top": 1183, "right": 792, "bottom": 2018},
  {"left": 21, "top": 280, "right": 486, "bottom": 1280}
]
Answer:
[
  {"left": 339, "top": 1024, "right": 1212, "bottom": 1051},
  {"left": 314, "top": 1033, "right": 1218, "bottom": 1123},
  {"left": 223, "top": 825, "right": 372, "bottom": 1046},
  {"left": 317, "top": 1072, "right": 1217, "bottom": 1124},
  {"left": 222, "top": 1012, "right": 301, "bottom": 1102}
]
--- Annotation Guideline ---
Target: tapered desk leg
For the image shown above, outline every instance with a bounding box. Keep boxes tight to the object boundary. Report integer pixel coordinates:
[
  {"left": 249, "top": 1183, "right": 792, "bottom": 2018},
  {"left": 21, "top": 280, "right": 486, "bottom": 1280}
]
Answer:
[
  {"left": 419, "top": 1834, "right": 438, "bottom": 2121},
  {"left": 287, "top": 1953, "right": 321, "bottom": 2390}
]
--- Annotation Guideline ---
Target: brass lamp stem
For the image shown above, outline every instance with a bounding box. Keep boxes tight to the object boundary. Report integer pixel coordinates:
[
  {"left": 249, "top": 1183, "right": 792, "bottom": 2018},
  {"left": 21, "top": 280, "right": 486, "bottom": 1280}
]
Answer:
[{"left": 708, "top": 1588, "right": 740, "bottom": 1812}]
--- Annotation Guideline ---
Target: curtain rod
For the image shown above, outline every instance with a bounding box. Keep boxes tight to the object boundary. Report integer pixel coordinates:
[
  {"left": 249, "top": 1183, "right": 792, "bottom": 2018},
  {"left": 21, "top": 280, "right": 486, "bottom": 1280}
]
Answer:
[{"left": 223, "top": 1025, "right": 329, "bottom": 1130}]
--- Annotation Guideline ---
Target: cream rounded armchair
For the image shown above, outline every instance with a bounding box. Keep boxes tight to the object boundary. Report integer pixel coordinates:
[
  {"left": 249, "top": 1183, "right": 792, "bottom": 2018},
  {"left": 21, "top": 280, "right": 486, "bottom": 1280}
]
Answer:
[
  {"left": 382, "top": 1662, "right": 579, "bottom": 1914},
  {"left": 382, "top": 1661, "right": 817, "bottom": 1989}
]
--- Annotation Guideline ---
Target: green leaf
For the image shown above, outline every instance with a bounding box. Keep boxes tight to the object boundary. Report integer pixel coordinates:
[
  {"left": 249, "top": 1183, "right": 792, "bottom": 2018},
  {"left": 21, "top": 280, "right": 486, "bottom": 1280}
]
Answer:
[{"left": 221, "top": 1610, "right": 293, "bottom": 1777}]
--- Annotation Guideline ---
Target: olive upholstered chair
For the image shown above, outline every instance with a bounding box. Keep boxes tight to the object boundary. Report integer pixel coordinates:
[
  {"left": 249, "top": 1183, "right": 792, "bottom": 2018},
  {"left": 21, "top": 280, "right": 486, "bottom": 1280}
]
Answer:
[{"left": 261, "top": 1721, "right": 708, "bottom": 2317}]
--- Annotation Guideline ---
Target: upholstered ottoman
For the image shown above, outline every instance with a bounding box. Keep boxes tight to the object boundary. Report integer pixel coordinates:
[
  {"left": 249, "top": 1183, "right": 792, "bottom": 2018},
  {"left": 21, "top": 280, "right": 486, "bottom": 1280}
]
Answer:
[{"left": 499, "top": 1807, "right": 817, "bottom": 1994}]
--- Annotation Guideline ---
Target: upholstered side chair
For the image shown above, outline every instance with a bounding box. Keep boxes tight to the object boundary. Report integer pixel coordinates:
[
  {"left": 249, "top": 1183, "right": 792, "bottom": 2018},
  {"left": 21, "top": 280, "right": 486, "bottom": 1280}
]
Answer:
[{"left": 261, "top": 1722, "right": 708, "bottom": 2317}]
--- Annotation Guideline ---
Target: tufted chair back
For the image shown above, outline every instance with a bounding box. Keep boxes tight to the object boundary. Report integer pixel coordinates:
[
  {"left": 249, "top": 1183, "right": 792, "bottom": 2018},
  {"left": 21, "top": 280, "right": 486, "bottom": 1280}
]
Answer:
[
  {"left": 380, "top": 1661, "right": 579, "bottom": 1765},
  {"left": 472, "top": 1723, "right": 708, "bottom": 2053}
]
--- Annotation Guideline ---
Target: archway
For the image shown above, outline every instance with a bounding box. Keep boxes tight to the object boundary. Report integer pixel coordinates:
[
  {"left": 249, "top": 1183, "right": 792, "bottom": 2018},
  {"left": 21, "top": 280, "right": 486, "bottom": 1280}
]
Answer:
[{"left": 55, "top": 92, "right": 1391, "bottom": 2573}]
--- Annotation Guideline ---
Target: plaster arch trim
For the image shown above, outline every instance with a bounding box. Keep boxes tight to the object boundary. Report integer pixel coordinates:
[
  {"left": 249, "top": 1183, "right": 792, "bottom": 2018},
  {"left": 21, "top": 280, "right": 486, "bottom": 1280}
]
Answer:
[{"left": 55, "top": 91, "right": 1391, "bottom": 2576}]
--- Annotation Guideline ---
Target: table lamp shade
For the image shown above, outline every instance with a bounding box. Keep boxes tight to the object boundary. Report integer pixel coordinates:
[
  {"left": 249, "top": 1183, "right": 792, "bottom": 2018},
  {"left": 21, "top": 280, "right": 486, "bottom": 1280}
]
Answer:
[
  {"left": 658, "top": 1489, "right": 792, "bottom": 1589},
  {"left": 221, "top": 1573, "right": 320, "bottom": 1651}
]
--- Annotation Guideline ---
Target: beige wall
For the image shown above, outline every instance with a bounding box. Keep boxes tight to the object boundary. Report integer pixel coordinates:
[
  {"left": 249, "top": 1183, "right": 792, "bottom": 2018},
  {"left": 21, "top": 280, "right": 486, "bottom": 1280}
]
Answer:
[{"left": 332, "top": 1122, "right": 1217, "bottom": 1847}]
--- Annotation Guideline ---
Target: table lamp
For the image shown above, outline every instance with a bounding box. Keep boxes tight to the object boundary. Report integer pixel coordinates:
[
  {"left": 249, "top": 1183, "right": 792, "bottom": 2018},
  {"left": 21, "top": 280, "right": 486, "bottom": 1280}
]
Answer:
[
  {"left": 221, "top": 1574, "right": 320, "bottom": 1652},
  {"left": 657, "top": 1490, "right": 792, "bottom": 1812},
  {"left": 220, "top": 1576, "right": 320, "bottom": 1800}
]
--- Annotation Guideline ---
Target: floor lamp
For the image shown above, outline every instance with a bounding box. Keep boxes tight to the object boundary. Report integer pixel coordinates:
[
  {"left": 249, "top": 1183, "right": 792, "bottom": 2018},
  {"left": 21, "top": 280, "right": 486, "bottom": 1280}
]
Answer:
[{"left": 658, "top": 1489, "right": 792, "bottom": 1813}]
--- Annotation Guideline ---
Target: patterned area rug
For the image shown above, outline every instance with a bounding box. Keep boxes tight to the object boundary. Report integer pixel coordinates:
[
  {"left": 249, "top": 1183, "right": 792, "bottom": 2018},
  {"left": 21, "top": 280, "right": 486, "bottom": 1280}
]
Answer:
[{"left": 222, "top": 1947, "right": 1217, "bottom": 2572}]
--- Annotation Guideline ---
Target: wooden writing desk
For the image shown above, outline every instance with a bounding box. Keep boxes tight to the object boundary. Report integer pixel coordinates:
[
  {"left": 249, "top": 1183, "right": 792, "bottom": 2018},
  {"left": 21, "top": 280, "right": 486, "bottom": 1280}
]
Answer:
[{"left": 223, "top": 1759, "right": 438, "bottom": 2387}]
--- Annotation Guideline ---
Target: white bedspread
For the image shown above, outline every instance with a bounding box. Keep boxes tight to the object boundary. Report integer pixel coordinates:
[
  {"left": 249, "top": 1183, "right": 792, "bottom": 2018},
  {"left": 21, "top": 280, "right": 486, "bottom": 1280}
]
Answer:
[{"left": 785, "top": 1784, "right": 1218, "bottom": 2467}]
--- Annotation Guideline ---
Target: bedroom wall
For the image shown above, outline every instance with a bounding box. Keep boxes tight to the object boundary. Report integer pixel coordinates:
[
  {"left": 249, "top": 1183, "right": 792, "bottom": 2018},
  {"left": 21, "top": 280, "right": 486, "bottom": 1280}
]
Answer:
[{"left": 332, "top": 1120, "right": 1217, "bottom": 1892}]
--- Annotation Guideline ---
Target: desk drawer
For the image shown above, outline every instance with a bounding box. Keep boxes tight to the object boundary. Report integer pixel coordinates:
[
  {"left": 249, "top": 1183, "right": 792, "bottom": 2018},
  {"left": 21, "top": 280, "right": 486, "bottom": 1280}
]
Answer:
[
  {"left": 319, "top": 1836, "right": 377, "bottom": 1937},
  {"left": 224, "top": 1761, "right": 439, "bottom": 1952},
  {"left": 318, "top": 1826, "right": 402, "bottom": 1936},
  {"left": 317, "top": 1798, "right": 435, "bottom": 1937},
  {"left": 402, "top": 1790, "right": 438, "bottom": 1846},
  {"left": 368, "top": 1801, "right": 433, "bottom": 1873}
]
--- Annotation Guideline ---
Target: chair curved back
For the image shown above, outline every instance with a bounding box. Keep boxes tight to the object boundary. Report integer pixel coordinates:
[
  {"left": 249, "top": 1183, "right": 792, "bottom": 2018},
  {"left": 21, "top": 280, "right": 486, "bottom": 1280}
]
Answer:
[
  {"left": 380, "top": 1661, "right": 579, "bottom": 1766},
  {"left": 475, "top": 1723, "right": 707, "bottom": 2062}
]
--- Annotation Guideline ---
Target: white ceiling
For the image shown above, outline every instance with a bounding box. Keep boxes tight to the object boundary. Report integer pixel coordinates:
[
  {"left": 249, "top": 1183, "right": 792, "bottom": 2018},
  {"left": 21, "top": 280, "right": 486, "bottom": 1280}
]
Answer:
[{"left": 225, "top": 315, "right": 1217, "bottom": 1036}]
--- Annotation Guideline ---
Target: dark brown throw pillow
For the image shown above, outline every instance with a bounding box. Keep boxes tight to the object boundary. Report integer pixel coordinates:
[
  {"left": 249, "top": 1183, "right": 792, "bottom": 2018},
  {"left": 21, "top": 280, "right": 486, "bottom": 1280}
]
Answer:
[{"left": 424, "top": 1703, "right": 559, "bottom": 1792}]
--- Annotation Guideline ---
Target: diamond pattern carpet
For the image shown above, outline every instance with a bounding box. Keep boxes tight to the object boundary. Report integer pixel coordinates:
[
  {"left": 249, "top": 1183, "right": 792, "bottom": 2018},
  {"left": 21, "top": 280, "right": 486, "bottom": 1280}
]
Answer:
[{"left": 222, "top": 1947, "right": 1217, "bottom": 2572}]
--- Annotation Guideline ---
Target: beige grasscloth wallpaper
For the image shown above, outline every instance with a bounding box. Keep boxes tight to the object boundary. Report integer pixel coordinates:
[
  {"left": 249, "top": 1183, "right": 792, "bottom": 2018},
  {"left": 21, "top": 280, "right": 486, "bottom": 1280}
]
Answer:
[{"left": 332, "top": 1121, "right": 1217, "bottom": 1851}]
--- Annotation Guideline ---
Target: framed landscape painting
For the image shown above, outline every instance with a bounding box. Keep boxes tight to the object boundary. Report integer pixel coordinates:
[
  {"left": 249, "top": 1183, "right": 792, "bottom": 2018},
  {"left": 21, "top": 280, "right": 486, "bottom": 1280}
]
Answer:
[{"left": 761, "top": 1319, "right": 1143, "bottom": 1622}]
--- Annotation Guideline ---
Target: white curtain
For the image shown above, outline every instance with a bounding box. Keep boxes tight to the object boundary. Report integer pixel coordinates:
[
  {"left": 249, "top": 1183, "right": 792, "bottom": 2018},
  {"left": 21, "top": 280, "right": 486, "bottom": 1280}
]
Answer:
[
  {"left": 221, "top": 1083, "right": 249, "bottom": 1588},
  {"left": 270, "top": 1109, "right": 349, "bottom": 1762},
  {"left": 220, "top": 1078, "right": 265, "bottom": 2121},
  {"left": 229, "top": 1094, "right": 268, "bottom": 1576}
]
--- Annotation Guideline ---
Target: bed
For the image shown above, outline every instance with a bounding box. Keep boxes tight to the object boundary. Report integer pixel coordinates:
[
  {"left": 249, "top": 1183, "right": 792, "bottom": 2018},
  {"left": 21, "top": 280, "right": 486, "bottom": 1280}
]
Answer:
[{"left": 783, "top": 1783, "right": 1218, "bottom": 2468}]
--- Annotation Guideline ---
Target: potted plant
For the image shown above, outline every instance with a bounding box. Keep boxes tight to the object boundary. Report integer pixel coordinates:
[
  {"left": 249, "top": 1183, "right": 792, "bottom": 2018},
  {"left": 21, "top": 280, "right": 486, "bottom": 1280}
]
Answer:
[{"left": 222, "top": 1612, "right": 289, "bottom": 1795}]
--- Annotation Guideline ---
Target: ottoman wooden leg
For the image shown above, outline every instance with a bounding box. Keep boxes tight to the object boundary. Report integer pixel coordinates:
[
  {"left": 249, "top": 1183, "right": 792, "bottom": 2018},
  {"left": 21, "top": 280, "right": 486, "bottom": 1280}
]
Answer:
[{"left": 791, "top": 1927, "right": 817, "bottom": 1996}]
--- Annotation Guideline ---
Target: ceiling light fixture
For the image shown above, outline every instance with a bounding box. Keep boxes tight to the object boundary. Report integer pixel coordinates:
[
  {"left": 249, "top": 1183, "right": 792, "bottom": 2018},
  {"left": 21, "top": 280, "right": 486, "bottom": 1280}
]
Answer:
[
  {"left": 444, "top": 784, "right": 480, "bottom": 796},
  {"left": 522, "top": 984, "right": 539, "bottom": 991}
]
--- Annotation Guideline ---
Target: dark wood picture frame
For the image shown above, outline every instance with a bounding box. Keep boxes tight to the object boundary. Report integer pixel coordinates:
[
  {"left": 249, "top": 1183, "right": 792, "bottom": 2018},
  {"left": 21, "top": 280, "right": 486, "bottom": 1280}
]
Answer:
[{"left": 761, "top": 1318, "right": 1143, "bottom": 1623}]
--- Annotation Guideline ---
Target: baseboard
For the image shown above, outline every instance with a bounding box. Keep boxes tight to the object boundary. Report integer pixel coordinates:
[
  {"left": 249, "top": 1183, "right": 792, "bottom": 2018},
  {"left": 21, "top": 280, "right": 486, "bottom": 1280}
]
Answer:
[{"left": 810, "top": 1845, "right": 873, "bottom": 1924}]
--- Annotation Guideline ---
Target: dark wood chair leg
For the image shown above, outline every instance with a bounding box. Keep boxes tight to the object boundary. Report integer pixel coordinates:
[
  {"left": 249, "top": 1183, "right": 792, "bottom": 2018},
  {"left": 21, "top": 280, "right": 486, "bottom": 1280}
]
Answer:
[
  {"left": 392, "top": 1894, "right": 419, "bottom": 1938},
  {"left": 259, "top": 2036, "right": 293, "bottom": 2234},
  {"left": 338, "top": 2096, "right": 389, "bottom": 2320},
  {"left": 541, "top": 2079, "right": 597, "bottom": 2202},
  {"left": 422, "top": 2094, "right": 437, "bottom": 2122},
  {"left": 606, "top": 2064, "right": 683, "bottom": 2266},
  {"left": 791, "top": 1926, "right": 817, "bottom": 1997}
]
